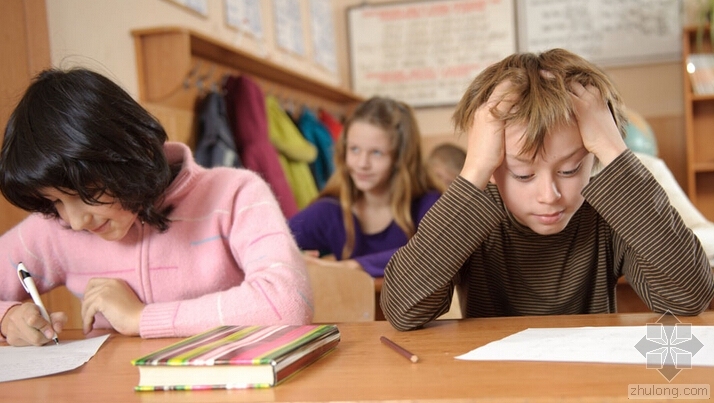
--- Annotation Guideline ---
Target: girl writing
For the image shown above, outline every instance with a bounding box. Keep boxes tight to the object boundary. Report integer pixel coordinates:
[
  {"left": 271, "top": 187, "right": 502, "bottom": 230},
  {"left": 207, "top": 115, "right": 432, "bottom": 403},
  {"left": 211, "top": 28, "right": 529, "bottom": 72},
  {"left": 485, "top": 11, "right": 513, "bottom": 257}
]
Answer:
[{"left": 0, "top": 68, "right": 313, "bottom": 346}]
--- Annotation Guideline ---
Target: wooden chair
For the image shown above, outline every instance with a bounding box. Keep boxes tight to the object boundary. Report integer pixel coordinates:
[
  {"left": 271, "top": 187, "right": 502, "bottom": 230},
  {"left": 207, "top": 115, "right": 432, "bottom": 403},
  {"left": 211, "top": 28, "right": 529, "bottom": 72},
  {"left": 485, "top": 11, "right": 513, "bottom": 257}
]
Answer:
[
  {"left": 437, "top": 285, "right": 465, "bottom": 320},
  {"left": 306, "top": 263, "right": 375, "bottom": 323},
  {"left": 373, "top": 277, "right": 464, "bottom": 320}
]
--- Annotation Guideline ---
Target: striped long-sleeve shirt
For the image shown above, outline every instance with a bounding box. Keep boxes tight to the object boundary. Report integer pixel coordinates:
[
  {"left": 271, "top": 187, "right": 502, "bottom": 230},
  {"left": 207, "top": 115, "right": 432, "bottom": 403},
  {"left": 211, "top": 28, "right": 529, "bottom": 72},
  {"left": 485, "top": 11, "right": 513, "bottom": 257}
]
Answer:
[{"left": 381, "top": 150, "right": 714, "bottom": 331}]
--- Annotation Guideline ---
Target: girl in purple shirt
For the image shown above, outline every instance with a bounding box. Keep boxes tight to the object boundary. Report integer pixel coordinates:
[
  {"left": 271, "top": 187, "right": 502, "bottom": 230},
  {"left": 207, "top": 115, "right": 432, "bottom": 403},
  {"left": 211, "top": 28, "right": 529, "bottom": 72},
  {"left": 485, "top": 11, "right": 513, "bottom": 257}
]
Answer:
[{"left": 289, "top": 97, "right": 441, "bottom": 277}]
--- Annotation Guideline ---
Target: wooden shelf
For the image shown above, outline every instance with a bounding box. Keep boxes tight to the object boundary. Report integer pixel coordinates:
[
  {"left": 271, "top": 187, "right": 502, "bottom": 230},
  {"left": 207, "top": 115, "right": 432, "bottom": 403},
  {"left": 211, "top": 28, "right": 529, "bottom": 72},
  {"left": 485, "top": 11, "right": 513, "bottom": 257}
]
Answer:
[
  {"left": 131, "top": 26, "right": 362, "bottom": 106},
  {"left": 692, "top": 93, "right": 714, "bottom": 102},
  {"left": 683, "top": 26, "right": 714, "bottom": 221},
  {"left": 694, "top": 161, "right": 714, "bottom": 172},
  {"left": 131, "top": 26, "right": 362, "bottom": 146}
]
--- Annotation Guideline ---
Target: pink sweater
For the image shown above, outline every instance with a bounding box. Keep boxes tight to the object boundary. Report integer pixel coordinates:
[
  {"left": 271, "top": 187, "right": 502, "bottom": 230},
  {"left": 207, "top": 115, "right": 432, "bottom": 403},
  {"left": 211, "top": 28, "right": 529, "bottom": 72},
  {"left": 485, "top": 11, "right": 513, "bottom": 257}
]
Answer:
[{"left": 0, "top": 142, "right": 313, "bottom": 339}]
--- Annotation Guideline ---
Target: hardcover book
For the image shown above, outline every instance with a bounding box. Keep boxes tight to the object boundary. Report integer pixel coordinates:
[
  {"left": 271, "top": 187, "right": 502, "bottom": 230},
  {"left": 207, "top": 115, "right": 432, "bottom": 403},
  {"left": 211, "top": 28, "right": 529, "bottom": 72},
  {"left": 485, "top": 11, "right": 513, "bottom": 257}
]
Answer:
[{"left": 131, "top": 324, "right": 340, "bottom": 391}]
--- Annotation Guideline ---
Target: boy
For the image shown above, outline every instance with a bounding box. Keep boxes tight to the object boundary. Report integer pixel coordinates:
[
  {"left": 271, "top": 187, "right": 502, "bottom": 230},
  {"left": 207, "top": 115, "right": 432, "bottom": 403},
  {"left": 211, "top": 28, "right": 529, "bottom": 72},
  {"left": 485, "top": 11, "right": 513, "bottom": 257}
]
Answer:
[
  {"left": 380, "top": 49, "right": 714, "bottom": 331},
  {"left": 427, "top": 143, "right": 466, "bottom": 189}
]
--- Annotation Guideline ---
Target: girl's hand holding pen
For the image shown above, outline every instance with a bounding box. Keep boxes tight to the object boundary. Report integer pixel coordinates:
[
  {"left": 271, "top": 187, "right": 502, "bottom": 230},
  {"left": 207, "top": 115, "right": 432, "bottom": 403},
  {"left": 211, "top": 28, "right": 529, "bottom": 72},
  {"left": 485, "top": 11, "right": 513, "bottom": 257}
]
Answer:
[{"left": 0, "top": 303, "right": 67, "bottom": 346}]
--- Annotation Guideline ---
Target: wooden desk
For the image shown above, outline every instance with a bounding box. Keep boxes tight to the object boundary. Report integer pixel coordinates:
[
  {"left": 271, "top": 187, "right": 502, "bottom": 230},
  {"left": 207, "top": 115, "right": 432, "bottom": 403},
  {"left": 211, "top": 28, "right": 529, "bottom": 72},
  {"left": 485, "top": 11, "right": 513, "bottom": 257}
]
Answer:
[{"left": 2, "top": 312, "right": 713, "bottom": 402}]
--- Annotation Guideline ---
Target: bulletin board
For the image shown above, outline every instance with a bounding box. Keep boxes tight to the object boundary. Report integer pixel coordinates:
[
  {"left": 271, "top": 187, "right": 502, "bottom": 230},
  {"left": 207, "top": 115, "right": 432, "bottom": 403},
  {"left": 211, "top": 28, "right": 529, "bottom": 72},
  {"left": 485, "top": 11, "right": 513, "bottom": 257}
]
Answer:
[
  {"left": 517, "top": 0, "right": 681, "bottom": 67},
  {"left": 348, "top": 0, "right": 682, "bottom": 108},
  {"left": 163, "top": 0, "right": 209, "bottom": 17},
  {"left": 347, "top": 0, "right": 517, "bottom": 108}
]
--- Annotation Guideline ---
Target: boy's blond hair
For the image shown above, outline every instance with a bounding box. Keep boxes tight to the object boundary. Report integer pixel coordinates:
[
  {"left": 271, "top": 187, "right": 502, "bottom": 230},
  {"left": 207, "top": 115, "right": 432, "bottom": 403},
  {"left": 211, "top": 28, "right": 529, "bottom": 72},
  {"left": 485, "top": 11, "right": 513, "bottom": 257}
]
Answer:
[{"left": 452, "top": 48, "right": 627, "bottom": 161}]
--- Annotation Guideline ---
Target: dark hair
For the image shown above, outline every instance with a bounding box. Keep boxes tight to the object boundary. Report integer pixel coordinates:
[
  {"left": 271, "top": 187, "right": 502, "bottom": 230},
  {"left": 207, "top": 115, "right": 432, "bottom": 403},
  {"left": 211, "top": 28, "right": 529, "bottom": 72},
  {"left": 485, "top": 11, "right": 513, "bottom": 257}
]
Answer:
[{"left": 0, "top": 67, "right": 174, "bottom": 231}]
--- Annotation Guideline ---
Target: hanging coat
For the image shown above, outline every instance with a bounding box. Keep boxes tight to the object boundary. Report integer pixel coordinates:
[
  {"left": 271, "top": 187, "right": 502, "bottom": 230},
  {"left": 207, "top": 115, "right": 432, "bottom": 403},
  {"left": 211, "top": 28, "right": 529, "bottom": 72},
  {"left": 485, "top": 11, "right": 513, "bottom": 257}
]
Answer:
[
  {"left": 194, "top": 90, "right": 242, "bottom": 169},
  {"left": 265, "top": 96, "right": 319, "bottom": 209},
  {"left": 298, "top": 108, "right": 335, "bottom": 190},
  {"left": 318, "top": 108, "right": 344, "bottom": 142},
  {"left": 223, "top": 75, "right": 298, "bottom": 218}
]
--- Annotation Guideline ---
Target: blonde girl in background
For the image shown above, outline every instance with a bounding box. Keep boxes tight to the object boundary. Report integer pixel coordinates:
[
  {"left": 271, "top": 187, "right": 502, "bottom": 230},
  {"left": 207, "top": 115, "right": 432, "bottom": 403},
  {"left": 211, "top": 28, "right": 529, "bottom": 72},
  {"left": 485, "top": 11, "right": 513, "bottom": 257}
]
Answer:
[{"left": 288, "top": 96, "right": 441, "bottom": 277}]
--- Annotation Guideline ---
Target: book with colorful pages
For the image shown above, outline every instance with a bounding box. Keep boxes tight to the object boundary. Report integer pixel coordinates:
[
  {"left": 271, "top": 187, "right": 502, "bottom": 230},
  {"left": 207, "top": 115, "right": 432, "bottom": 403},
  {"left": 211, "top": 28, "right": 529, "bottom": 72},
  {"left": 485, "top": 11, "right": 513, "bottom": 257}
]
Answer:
[{"left": 131, "top": 324, "right": 340, "bottom": 391}]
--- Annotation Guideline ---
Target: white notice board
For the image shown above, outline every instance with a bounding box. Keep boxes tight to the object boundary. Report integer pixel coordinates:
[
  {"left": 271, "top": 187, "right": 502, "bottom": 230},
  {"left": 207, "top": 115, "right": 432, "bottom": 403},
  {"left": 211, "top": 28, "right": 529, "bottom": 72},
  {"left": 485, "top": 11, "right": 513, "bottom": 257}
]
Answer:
[
  {"left": 348, "top": 0, "right": 517, "bottom": 108},
  {"left": 517, "top": 0, "right": 681, "bottom": 67},
  {"left": 273, "top": 0, "right": 305, "bottom": 56}
]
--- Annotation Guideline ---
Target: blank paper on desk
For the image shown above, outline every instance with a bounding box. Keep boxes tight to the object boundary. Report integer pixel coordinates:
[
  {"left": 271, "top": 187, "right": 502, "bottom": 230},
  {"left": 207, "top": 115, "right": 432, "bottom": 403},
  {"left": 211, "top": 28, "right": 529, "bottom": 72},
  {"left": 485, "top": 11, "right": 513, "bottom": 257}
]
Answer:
[
  {"left": 456, "top": 326, "right": 714, "bottom": 366},
  {"left": 0, "top": 334, "right": 110, "bottom": 383}
]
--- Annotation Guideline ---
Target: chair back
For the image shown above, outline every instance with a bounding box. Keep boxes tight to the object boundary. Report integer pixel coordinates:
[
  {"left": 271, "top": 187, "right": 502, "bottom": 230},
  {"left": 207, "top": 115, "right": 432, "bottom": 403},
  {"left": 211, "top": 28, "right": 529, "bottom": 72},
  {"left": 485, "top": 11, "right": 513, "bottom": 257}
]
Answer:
[{"left": 306, "top": 263, "right": 375, "bottom": 323}]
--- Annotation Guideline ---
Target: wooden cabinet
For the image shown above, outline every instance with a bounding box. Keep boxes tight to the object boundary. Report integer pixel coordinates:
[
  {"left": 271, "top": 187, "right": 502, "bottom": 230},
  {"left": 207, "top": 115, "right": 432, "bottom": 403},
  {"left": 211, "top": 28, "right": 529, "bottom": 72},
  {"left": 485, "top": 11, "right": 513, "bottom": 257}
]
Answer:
[
  {"left": 682, "top": 26, "right": 714, "bottom": 221},
  {"left": 0, "top": 0, "right": 84, "bottom": 330},
  {"left": 0, "top": 0, "right": 49, "bottom": 235}
]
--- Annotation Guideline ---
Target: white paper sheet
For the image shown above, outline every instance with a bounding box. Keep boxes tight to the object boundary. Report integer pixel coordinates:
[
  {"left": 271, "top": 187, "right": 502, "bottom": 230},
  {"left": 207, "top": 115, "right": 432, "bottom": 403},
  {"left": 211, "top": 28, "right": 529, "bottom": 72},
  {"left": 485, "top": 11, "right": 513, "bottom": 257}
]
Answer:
[
  {"left": 0, "top": 334, "right": 110, "bottom": 383},
  {"left": 456, "top": 326, "right": 714, "bottom": 366}
]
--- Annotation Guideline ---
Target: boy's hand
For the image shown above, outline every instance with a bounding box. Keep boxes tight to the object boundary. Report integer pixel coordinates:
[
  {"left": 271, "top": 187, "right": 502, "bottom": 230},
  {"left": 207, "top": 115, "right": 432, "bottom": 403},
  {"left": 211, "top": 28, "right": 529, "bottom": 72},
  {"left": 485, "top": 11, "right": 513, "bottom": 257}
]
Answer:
[
  {"left": 460, "top": 81, "right": 516, "bottom": 189},
  {"left": 81, "top": 278, "right": 144, "bottom": 336},
  {"left": 569, "top": 82, "right": 627, "bottom": 167},
  {"left": 0, "top": 303, "right": 67, "bottom": 346}
]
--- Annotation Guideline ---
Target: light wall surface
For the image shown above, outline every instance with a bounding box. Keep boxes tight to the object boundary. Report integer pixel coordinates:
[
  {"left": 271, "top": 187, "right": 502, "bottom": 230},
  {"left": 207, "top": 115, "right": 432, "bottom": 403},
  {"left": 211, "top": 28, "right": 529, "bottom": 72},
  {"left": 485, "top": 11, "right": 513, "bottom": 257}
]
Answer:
[
  {"left": 45, "top": 0, "right": 699, "bottom": 187},
  {"left": 45, "top": 0, "right": 343, "bottom": 100}
]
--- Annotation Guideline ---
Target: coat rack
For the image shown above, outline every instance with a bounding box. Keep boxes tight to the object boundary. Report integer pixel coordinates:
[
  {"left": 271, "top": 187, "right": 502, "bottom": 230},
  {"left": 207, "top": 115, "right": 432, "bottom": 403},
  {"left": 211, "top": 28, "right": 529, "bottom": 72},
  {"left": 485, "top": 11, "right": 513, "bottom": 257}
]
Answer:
[{"left": 131, "top": 26, "right": 363, "bottom": 145}]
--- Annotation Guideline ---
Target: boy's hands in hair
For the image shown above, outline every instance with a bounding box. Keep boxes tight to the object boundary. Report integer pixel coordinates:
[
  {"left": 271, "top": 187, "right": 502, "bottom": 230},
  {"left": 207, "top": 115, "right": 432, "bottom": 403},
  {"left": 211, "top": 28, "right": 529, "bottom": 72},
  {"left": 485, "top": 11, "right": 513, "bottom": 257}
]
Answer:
[
  {"left": 568, "top": 82, "right": 627, "bottom": 167},
  {"left": 0, "top": 303, "right": 67, "bottom": 346},
  {"left": 460, "top": 81, "right": 517, "bottom": 190},
  {"left": 81, "top": 278, "right": 144, "bottom": 336}
]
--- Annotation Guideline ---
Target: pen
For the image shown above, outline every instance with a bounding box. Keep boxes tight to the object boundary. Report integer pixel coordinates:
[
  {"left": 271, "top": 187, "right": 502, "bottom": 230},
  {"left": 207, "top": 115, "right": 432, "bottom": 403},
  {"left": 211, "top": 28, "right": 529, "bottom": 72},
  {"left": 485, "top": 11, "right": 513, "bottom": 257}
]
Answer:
[
  {"left": 16, "top": 263, "right": 59, "bottom": 344},
  {"left": 380, "top": 336, "right": 418, "bottom": 363}
]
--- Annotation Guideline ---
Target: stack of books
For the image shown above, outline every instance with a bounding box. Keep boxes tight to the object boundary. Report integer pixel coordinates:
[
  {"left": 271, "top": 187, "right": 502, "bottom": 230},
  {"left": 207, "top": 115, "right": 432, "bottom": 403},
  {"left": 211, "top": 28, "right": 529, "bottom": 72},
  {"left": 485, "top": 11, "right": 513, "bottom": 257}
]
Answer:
[
  {"left": 687, "top": 53, "right": 714, "bottom": 95},
  {"left": 132, "top": 324, "right": 340, "bottom": 391}
]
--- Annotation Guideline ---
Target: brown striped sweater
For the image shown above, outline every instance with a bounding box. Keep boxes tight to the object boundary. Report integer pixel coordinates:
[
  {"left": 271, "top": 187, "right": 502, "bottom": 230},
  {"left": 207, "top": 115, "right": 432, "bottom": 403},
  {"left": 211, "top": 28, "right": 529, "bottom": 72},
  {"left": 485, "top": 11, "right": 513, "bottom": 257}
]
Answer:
[{"left": 381, "top": 150, "right": 714, "bottom": 331}]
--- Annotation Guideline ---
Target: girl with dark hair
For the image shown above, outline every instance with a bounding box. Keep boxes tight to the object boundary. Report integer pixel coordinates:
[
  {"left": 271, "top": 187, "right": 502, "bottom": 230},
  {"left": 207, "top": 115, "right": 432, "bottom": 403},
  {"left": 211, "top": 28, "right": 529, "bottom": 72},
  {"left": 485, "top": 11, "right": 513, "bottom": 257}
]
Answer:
[
  {"left": 288, "top": 96, "right": 441, "bottom": 277},
  {"left": 0, "top": 68, "right": 313, "bottom": 346}
]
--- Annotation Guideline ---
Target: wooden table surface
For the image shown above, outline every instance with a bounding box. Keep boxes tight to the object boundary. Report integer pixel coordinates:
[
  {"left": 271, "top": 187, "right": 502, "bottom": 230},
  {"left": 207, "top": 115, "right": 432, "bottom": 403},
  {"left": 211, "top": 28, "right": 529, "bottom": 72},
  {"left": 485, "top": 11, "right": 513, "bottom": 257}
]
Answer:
[{"left": 2, "top": 311, "right": 712, "bottom": 402}]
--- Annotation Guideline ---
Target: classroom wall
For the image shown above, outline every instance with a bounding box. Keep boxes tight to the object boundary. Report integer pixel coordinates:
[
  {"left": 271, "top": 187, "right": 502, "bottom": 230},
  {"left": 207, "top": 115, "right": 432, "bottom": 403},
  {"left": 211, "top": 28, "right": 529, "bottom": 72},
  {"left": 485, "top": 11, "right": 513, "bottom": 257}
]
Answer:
[
  {"left": 45, "top": 0, "right": 701, "bottom": 190},
  {"left": 334, "top": 0, "right": 701, "bottom": 190},
  {"left": 45, "top": 0, "right": 344, "bottom": 100}
]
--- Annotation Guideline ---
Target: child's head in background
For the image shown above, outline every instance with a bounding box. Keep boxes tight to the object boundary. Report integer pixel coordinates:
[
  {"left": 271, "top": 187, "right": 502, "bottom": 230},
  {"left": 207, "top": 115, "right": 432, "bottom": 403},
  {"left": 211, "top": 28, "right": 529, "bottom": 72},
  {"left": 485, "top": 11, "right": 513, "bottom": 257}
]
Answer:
[
  {"left": 330, "top": 96, "right": 432, "bottom": 199},
  {"left": 0, "top": 68, "right": 175, "bottom": 235},
  {"left": 321, "top": 96, "right": 438, "bottom": 258},
  {"left": 427, "top": 143, "right": 466, "bottom": 189}
]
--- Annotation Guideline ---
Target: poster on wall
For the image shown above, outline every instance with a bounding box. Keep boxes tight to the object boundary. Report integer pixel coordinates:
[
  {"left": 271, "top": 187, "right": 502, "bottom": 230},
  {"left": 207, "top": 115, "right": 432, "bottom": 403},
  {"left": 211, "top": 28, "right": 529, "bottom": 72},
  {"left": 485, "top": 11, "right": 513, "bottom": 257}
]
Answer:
[
  {"left": 273, "top": 0, "right": 306, "bottom": 56},
  {"left": 224, "top": 0, "right": 264, "bottom": 38},
  {"left": 347, "top": 0, "right": 516, "bottom": 108},
  {"left": 164, "top": 0, "right": 209, "bottom": 16},
  {"left": 310, "top": 0, "right": 338, "bottom": 73},
  {"left": 517, "top": 0, "right": 681, "bottom": 66}
]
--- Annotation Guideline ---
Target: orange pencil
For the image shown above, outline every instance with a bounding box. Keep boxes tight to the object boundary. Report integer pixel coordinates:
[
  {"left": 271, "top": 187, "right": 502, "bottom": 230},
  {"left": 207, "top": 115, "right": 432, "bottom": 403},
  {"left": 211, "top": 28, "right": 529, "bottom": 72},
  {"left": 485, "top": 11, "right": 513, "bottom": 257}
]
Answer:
[{"left": 380, "top": 336, "right": 418, "bottom": 363}]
